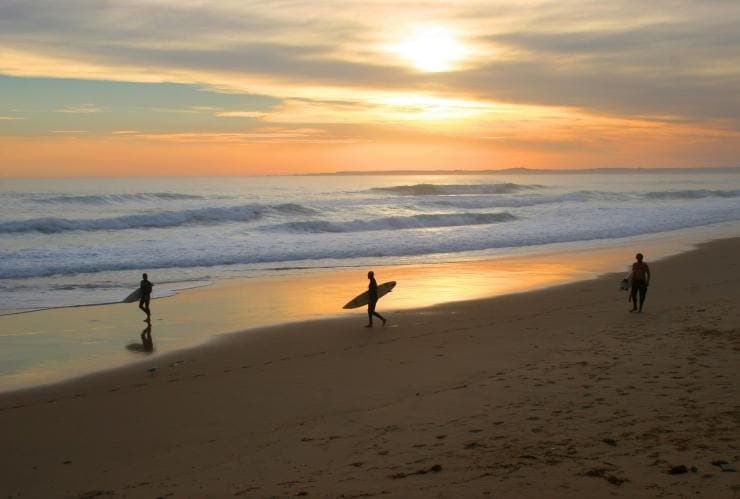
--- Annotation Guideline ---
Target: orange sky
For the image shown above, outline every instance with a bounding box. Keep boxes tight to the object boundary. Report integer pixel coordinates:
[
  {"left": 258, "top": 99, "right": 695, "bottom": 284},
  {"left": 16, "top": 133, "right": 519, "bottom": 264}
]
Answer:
[{"left": 1, "top": 1, "right": 739, "bottom": 176}]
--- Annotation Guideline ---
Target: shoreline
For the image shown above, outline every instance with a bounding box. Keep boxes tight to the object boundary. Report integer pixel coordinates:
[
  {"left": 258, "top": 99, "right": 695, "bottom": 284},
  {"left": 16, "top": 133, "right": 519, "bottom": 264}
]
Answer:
[
  {"left": 1, "top": 236, "right": 738, "bottom": 496},
  {"left": 4, "top": 219, "right": 740, "bottom": 319},
  {"left": 2, "top": 221, "right": 740, "bottom": 393}
]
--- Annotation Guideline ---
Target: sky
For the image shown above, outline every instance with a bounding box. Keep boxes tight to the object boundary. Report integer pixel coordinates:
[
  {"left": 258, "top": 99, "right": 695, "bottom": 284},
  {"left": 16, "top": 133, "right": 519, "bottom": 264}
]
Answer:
[{"left": 1, "top": 0, "right": 739, "bottom": 176}]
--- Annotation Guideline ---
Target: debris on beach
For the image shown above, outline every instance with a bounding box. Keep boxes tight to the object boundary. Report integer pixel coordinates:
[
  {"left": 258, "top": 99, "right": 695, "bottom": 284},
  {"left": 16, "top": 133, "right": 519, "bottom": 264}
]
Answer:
[
  {"left": 668, "top": 465, "right": 688, "bottom": 475},
  {"left": 712, "top": 460, "right": 737, "bottom": 472},
  {"left": 390, "top": 464, "right": 442, "bottom": 479}
]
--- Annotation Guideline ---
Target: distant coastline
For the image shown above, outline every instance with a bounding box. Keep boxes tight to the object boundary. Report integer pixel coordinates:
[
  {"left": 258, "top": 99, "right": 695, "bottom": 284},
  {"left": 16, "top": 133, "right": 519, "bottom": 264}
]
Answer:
[{"left": 304, "top": 166, "right": 740, "bottom": 176}]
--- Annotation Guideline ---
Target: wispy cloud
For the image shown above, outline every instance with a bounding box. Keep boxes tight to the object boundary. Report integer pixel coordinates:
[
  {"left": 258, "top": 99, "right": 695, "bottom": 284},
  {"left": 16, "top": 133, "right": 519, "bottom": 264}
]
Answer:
[
  {"left": 133, "top": 127, "right": 362, "bottom": 144},
  {"left": 56, "top": 104, "right": 103, "bottom": 114},
  {"left": 1, "top": 1, "right": 738, "bottom": 122},
  {"left": 215, "top": 111, "right": 266, "bottom": 119}
]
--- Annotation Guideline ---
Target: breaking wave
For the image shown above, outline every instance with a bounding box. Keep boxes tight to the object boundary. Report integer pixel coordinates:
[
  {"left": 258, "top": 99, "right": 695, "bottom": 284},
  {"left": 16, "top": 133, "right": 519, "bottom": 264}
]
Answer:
[
  {"left": 370, "top": 183, "right": 541, "bottom": 196},
  {"left": 642, "top": 189, "right": 740, "bottom": 200},
  {"left": 0, "top": 203, "right": 314, "bottom": 234},
  {"left": 264, "top": 212, "right": 517, "bottom": 233},
  {"left": 425, "top": 189, "right": 740, "bottom": 209},
  {"left": 32, "top": 192, "right": 208, "bottom": 204}
]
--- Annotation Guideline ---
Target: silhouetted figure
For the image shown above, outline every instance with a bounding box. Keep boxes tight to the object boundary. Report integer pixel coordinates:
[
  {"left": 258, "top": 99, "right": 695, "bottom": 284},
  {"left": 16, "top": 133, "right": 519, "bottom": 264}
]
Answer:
[
  {"left": 629, "top": 253, "right": 651, "bottom": 312},
  {"left": 366, "top": 271, "right": 387, "bottom": 328},
  {"left": 139, "top": 273, "right": 153, "bottom": 322},
  {"left": 126, "top": 323, "right": 154, "bottom": 353}
]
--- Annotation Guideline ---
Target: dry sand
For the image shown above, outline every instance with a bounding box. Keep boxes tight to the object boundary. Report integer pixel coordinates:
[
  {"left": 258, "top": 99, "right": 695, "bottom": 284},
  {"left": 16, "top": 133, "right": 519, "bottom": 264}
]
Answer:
[{"left": 1, "top": 238, "right": 739, "bottom": 498}]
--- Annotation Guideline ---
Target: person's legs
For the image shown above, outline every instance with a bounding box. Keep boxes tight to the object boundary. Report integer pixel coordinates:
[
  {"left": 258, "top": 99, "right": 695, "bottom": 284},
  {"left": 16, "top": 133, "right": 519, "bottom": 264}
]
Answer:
[
  {"left": 139, "top": 297, "right": 151, "bottom": 321},
  {"left": 372, "top": 310, "right": 386, "bottom": 325},
  {"left": 367, "top": 300, "right": 386, "bottom": 327},
  {"left": 366, "top": 301, "right": 376, "bottom": 327},
  {"left": 629, "top": 284, "right": 638, "bottom": 311},
  {"left": 638, "top": 283, "right": 648, "bottom": 312}
]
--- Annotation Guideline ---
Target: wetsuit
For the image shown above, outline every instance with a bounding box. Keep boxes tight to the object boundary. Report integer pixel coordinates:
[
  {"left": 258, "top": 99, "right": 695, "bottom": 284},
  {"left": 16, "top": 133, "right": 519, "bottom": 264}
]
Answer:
[
  {"left": 139, "top": 279, "right": 153, "bottom": 319},
  {"left": 368, "top": 277, "right": 386, "bottom": 325},
  {"left": 630, "top": 261, "right": 650, "bottom": 311}
]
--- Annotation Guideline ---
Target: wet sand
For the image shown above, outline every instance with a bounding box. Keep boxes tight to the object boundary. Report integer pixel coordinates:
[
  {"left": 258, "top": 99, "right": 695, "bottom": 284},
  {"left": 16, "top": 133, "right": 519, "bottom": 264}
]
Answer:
[{"left": 1, "top": 238, "right": 739, "bottom": 497}]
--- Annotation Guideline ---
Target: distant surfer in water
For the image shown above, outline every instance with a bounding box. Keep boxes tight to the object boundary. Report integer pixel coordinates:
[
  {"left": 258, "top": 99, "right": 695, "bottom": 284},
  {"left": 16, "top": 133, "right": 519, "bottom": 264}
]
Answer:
[
  {"left": 366, "top": 271, "right": 387, "bottom": 327},
  {"left": 139, "top": 273, "right": 153, "bottom": 322},
  {"left": 629, "top": 253, "right": 650, "bottom": 312}
]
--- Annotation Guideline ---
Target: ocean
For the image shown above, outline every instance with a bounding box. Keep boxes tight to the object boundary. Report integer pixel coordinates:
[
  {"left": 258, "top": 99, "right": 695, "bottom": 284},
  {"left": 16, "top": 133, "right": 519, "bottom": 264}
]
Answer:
[{"left": 2, "top": 170, "right": 740, "bottom": 314}]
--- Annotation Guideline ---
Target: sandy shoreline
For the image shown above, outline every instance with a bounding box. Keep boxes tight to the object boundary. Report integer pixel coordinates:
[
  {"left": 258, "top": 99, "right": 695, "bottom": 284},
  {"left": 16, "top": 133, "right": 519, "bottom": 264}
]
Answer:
[
  {"left": 3, "top": 223, "right": 738, "bottom": 392},
  {"left": 2, "top": 238, "right": 740, "bottom": 497}
]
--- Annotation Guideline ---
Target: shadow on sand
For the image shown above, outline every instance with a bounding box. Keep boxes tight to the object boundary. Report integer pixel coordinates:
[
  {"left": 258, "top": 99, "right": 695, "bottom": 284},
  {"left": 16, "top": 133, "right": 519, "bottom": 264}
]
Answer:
[{"left": 125, "top": 323, "right": 154, "bottom": 354}]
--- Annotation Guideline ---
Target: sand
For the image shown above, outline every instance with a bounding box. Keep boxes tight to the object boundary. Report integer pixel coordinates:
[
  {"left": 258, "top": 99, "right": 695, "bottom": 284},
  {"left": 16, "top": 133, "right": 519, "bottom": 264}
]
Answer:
[{"left": 1, "top": 238, "right": 739, "bottom": 498}]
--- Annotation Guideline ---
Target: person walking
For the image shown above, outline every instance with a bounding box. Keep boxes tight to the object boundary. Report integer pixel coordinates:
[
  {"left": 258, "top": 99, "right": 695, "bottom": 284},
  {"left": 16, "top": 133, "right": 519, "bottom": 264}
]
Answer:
[
  {"left": 629, "top": 253, "right": 651, "bottom": 312},
  {"left": 139, "top": 273, "right": 153, "bottom": 322},
  {"left": 366, "top": 271, "right": 387, "bottom": 327}
]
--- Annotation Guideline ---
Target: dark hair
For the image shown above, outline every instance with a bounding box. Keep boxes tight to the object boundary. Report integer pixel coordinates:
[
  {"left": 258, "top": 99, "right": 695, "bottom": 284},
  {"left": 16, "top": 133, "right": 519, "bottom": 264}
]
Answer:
[
  {"left": 143, "top": 273, "right": 148, "bottom": 279},
  {"left": 636, "top": 253, "right": 643, "bottom": 261}
]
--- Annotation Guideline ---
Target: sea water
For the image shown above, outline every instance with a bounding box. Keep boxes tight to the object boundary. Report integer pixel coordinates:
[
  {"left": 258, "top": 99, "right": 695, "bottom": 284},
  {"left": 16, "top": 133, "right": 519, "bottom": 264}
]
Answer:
[{"left": 2, "top": 170, "right": 740, "bottom": 314}]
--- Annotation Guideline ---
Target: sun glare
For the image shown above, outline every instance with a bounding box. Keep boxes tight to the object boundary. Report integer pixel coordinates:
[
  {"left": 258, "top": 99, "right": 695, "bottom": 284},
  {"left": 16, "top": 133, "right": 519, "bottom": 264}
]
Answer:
[{"left": 394, "top": 26, "right": 466, "bottom": 72}]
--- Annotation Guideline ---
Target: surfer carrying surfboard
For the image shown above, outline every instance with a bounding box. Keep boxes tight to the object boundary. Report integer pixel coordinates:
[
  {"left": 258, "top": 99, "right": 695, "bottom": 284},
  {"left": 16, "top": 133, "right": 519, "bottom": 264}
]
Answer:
[
  {"left": 629, "top": 253, "right": 650, "bottom": 313},
  {"left": 366, "top": 271, "right": 387, "bottom": 328},
  {"left": 139, "top": 273, "right": 153, "bottom": 322}
]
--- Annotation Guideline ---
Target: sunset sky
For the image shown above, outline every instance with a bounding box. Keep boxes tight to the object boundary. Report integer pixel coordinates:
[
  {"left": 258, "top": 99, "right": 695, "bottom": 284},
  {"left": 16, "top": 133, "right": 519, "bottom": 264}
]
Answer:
[{"left": 1, "top": 0, "right": 739, "bottom": 176}]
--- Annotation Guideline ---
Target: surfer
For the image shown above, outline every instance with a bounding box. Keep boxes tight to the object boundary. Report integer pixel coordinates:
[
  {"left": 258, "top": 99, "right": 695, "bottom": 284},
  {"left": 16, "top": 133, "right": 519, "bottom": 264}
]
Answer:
[
  {"left": 139, "top": 273, "right": 153, "bottom": 322},
  {"left": 366, "top": 271, "right": 387, "bottom": 328},
  {"left": 629, "top": 253, "right": 650, "bottom": 312}
]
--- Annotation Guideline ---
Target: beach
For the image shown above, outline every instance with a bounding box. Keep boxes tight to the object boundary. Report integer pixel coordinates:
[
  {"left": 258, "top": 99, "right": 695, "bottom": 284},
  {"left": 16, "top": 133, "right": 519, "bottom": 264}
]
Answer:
[
  {"left": 1, "top": 238, "right": 738, "bottom": 498},
  {"left": 4, "top": 0, "right": 740, "bottom": 496}
]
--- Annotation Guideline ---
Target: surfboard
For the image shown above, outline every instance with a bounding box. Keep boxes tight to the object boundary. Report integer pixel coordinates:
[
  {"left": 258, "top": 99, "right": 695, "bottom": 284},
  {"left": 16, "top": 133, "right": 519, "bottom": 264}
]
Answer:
[
  {"left": 123, "top": 288, "right": 142, "bottom": 303},
  {"left": 343, "top": 281, "right": 396, "bottom": 309}
]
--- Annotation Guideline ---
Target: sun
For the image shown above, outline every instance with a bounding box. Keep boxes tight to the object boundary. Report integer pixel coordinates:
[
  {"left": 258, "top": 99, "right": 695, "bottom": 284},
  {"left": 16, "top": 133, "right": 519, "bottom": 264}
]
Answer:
[{"left": 393, "top": 26, "right": 466, "bottom": 72}]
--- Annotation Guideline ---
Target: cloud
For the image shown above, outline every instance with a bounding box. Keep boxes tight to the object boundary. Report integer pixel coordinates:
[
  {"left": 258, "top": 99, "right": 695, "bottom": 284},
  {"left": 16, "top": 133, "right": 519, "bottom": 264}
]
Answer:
[
  {"left": 1, "top": 0, "right": 739, "bottom": 130},
  {"left": 133, "top": 127, "right": 362, "bottom": 144},
  {"left": 56, "top": 104, "right": 103, "bottom": 114},
  {"left": 216, "top": 111, "right": 266, "bottom": 118},
  {"left": 442, "top": 59, "right": 740, "bottom": 123}
]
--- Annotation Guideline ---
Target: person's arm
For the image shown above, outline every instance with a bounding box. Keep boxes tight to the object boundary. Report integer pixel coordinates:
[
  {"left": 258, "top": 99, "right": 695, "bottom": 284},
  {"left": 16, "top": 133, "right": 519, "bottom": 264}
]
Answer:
[{"left": 645, "top": 264, "right": 651, "bottom": 286}]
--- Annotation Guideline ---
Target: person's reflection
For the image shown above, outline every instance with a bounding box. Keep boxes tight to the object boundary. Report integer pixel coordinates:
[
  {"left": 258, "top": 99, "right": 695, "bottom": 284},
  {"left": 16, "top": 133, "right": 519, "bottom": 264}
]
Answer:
[{"left": 126, "top": 323, "right": 154, "bottom": 353}]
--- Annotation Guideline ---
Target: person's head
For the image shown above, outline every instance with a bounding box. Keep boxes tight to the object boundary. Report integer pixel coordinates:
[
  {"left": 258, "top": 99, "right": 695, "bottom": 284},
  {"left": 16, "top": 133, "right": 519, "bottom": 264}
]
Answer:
[
  {"left": 143, "top": 272, "right": 148, "bottom": 280},
  {"left": 635, "top": 253, "right": 643, "bottom": 262},
  {"left": 367, "top": 271, "right": 374, "bottom": 279}
]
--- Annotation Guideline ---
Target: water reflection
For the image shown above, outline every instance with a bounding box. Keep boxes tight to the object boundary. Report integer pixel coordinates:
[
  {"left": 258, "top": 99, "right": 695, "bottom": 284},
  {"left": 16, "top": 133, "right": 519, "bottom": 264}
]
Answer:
[{"left": 125, "top": 323, "right": 154, "bottom": 354}]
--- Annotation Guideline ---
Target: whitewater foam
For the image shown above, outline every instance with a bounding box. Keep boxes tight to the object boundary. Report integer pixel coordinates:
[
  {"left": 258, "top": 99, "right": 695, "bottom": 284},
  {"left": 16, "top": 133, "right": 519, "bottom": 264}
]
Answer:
[
  {"left": 31, "top": 192, "right": 209, "bottom": 204},
  {"left": 263, "top": 212, "right": 517, "bottom": 233},
  {"left": 0, "top": 202, "right": 315, "bottom": 234}
]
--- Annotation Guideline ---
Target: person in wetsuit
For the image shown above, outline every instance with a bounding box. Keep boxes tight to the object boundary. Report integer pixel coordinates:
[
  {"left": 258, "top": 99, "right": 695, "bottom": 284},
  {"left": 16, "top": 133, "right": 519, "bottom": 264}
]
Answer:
[
  {"left": 139, "top": 273, "right": 153, "bottom": 322},
  {"left": 366, "top": 271, "right": 387, "bottom": 328},
  {"left": 629, "top": 253, "right": 651, "bottom": 312}
]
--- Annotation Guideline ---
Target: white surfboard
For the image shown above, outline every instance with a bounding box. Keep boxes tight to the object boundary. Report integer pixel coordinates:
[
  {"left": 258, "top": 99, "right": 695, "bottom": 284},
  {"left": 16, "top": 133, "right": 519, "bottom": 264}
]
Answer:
[
  {"left": 343, "top": 281, "right": 396, "bottom": 309},
  {"left": 122, "top": 288, "right": 142, "bottom": 303}
]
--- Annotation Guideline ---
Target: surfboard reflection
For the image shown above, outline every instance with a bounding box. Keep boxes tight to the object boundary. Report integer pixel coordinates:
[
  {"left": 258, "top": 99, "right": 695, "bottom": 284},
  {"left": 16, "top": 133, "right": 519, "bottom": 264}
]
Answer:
[{"left": 125, "top": 323, "right": 154, "bottom": 354}]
